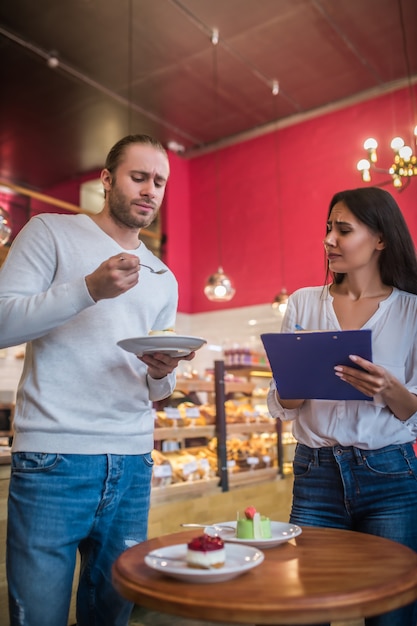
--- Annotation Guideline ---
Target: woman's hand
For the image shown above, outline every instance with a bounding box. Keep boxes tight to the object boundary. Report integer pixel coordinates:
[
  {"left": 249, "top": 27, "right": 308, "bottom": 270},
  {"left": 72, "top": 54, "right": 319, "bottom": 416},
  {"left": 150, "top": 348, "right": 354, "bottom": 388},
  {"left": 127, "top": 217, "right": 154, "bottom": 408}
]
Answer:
[
  {"left": 334, "top": 355, "right": 389, "bottom": 398},
  {"left": 334, "top": 355, "right": 417, "bottom": 420}
]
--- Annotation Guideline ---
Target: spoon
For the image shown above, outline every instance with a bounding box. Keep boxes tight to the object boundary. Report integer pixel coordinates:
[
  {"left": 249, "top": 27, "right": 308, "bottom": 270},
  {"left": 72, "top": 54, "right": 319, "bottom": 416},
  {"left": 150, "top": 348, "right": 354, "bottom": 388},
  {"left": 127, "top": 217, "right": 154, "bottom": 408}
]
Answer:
[
  {"left": 181, "top": 523, "right": 235, "bottom": 533},
  {"left": 139, "top": 263, "right": 167, "bottom": 275}
]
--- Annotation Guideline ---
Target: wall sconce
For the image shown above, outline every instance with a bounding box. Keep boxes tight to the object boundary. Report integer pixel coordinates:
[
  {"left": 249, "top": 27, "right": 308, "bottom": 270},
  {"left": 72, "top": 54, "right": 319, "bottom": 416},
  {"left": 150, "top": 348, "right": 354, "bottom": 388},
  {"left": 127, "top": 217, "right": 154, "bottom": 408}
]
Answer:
[{"left": 0, "top": 207, "right": 12, "bottom": 246}]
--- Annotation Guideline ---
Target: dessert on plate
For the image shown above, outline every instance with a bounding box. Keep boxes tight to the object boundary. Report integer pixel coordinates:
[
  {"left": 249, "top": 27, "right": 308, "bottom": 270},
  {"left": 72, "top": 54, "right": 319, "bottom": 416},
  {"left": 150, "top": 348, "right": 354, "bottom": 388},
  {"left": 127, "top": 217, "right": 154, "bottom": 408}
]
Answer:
[
  {"left": 148, "top": 328, "right": 176, "bottom": 336},
  {"left": 186, "top": 533, "right": 226, "bottom": 569},
  {"left": 236, "top": 506, "right": 272, "bottom": 540}
]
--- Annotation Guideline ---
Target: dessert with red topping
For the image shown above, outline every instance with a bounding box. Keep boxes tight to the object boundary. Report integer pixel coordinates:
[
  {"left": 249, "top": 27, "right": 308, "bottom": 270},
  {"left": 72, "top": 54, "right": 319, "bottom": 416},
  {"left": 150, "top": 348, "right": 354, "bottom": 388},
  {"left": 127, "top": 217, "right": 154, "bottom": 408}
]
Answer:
[
  {"left": 236, "top": 506, "right": 272, "bottom": 540},
  {"left": 186, "top": 533, "right": 226, "bottom": 569}
]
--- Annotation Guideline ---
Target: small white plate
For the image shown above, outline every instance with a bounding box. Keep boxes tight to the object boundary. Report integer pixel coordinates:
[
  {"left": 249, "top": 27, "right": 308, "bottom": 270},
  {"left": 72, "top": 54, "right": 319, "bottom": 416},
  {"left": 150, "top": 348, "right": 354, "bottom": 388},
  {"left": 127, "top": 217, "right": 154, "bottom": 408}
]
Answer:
[
  {"left": 117, "top": 335, "right": 207, "bottom": 357},
  {"left": 217, "top": 521, "right": 302, "bottom": 549},
  {"left": 145, "top": 543, "right": 264, "bottom": 584}
]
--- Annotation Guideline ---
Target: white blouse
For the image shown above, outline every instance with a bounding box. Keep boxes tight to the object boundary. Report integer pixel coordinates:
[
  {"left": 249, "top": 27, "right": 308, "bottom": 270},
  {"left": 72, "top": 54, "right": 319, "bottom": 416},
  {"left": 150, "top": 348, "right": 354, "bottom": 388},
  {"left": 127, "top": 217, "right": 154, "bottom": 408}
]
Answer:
[{"left": 267, "top": 286, "right": 417, "bottom": 449}]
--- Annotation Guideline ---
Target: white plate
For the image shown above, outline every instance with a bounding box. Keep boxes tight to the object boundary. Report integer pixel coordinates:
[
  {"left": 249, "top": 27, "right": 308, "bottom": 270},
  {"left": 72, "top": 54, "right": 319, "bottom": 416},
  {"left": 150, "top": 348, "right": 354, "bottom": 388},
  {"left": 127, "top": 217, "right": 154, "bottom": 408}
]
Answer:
[
  {"left": 117, "top": 335, "right": 207, "bottom": 357},
  {"left": 217, "top": 521, "right": 302, "bottom": 549},
  {"left": 145, "top": 543, "right": 264, "bottom": 584}
]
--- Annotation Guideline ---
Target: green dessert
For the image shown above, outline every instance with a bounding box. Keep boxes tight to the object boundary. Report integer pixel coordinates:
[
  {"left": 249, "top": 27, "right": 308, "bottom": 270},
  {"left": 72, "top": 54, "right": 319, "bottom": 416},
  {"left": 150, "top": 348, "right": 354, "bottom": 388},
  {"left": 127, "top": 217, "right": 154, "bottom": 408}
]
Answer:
[{"left": 236, "top": 506, "right": 272, "bottom": 539}]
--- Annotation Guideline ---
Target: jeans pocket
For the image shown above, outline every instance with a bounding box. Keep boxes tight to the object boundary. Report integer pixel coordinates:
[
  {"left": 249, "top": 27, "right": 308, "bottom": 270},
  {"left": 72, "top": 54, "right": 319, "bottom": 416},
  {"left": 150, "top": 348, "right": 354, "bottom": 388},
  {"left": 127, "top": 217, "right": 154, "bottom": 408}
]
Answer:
[
  {"left": 362, "top": 447, "right": 413, "bottom": 477},
  {"left": 142, "top": 452, "right": 154, "bottom": 468},
  {"left": 293, "top": 458, "right": 313, "bottom": 477},
  {"left": 11, "top": 451, "right": 60, "bottom": 473}
]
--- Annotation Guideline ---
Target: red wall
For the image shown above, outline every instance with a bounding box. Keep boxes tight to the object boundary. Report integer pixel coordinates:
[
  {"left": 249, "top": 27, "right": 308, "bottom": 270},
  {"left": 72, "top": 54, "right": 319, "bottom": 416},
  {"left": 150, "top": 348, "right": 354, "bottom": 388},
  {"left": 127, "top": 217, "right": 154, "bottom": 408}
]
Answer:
[
  {"left": 164, "top": 152, "right": 192, "bottom": 312},
  {"left": 169, "top": 85, "right": 417, "bottom": 313}
]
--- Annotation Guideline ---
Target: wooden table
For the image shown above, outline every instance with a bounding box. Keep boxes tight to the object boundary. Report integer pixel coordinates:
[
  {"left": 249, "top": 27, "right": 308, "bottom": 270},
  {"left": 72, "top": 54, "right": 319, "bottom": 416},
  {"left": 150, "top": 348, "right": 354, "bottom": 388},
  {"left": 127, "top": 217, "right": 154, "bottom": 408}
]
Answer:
[{"left": 112, "top": 527, "right": 417, "bottom": 625}]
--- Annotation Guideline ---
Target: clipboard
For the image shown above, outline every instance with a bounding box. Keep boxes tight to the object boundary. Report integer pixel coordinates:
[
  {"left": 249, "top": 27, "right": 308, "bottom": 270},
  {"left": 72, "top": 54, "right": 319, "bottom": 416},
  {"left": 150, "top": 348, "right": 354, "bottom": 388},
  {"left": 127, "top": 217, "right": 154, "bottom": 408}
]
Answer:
[{"left": 261, "top": 329, "right": 373, "bottom": 401}]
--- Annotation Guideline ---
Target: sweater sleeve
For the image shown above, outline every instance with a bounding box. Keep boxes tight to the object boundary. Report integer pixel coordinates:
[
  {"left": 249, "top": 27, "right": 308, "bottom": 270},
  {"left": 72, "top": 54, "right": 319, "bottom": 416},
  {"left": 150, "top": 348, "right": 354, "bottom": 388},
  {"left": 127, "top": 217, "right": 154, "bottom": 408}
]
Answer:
[
  {"left": 147, "top": 370, "right": 177, "bottom": 402},
  {"left": 0, "top": 217, "right": 96, "bottom": 348}
]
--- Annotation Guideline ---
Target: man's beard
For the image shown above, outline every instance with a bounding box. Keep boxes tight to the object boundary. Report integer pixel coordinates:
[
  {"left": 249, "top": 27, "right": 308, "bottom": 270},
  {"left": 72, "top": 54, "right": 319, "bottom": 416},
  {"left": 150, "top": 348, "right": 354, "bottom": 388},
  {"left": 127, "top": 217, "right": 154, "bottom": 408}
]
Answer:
[{"left": 107, "top": 185, "right": 157, "bottom": 230}]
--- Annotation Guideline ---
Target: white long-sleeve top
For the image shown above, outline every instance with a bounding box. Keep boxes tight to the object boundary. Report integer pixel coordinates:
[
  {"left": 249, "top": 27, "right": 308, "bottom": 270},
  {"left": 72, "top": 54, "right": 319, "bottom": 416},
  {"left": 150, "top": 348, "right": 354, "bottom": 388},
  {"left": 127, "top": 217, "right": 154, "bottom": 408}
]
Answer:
[
  {"left": 0, "top": 213, "right": 178, "bottom": 455},
  {"left": 267, "top": 286, "right": 417, "bottom": 449}
]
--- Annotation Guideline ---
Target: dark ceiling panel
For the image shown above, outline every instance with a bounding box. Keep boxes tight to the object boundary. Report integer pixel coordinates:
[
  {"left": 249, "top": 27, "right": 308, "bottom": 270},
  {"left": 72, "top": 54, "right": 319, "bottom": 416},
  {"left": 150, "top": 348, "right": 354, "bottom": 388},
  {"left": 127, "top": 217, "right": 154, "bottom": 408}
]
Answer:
[{"left": 0, "top": 0, "right": 416, "bottom": 190}]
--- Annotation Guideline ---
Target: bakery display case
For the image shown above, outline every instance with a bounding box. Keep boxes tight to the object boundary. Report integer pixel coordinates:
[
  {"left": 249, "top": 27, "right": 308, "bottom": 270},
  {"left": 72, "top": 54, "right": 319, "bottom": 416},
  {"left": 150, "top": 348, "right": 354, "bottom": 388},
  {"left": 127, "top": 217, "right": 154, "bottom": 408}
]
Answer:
[
  {"left": 0, "top": 403, "right": 13, "bottom": 465},
  {"left": 150, "top": 359, "right": 294, "bottom": 504}
]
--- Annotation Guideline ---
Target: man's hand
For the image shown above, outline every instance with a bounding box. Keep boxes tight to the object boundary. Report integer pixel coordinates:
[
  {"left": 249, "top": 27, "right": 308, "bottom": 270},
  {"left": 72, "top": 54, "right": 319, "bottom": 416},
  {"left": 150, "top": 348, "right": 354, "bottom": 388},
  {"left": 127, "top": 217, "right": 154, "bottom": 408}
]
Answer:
[
  {"left": 139, "top": 351, "right": 196, "bottom": 379},
  {"left": 85, "top": 253, "right": 139, "bottom": 301}
]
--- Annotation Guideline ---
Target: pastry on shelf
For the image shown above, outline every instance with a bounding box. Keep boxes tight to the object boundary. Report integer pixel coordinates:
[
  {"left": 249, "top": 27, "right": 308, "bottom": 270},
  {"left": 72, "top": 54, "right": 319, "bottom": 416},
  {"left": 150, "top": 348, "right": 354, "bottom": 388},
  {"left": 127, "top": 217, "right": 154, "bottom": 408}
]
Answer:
[{"left": 151, "top": 449, "right": 173, "bottom": 487}]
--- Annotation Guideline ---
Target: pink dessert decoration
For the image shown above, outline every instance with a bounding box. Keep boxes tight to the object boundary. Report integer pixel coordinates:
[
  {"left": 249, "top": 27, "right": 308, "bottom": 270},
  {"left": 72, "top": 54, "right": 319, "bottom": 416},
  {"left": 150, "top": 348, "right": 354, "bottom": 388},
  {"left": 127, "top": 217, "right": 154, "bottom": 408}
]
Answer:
[{"left": 244, "top": 506, "right": 257, "bottom": 520}]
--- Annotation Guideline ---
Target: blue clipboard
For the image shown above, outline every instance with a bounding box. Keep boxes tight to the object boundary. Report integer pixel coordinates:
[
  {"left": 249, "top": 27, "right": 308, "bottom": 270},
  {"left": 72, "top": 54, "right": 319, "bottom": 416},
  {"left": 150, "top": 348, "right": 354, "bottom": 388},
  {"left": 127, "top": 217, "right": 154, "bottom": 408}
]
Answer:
[{"left": 261, "top": 329, "right": 373, "bottom": 400}]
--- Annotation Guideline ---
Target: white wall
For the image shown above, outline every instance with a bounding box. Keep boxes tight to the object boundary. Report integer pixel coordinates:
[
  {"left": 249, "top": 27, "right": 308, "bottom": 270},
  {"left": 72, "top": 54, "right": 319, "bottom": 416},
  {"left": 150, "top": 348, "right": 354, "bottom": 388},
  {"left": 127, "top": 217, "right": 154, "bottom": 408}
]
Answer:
[{"left": 175, "top": 303, "right": 283, "bottom": 377}]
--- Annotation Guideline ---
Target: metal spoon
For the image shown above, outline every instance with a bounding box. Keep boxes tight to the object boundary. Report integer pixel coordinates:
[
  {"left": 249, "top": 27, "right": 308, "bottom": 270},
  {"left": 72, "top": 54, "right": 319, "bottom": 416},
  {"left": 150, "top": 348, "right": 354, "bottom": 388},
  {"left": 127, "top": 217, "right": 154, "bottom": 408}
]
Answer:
[
  {"left": 181, "top": 523, "right": 235, "bottom": 533},
  {"left": 139, "top": 263, "right": 167, "bottom": 275}
]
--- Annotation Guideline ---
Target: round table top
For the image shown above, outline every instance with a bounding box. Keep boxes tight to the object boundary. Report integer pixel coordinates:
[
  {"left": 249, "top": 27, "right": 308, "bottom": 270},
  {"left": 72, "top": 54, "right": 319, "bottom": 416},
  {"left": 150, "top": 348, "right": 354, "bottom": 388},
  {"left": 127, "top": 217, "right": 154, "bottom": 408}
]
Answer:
[{"left": 112, "top": 526, "right": 417, "bottom": 625}]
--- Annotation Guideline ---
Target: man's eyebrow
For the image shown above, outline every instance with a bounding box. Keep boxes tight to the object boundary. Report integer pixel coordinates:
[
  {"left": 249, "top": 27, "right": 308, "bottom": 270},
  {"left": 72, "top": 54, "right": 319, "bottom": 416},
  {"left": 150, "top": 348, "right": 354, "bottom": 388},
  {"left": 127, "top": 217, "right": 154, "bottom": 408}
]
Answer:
[{"left": 131, "top": 169, "right": 168, "bottom": 182}]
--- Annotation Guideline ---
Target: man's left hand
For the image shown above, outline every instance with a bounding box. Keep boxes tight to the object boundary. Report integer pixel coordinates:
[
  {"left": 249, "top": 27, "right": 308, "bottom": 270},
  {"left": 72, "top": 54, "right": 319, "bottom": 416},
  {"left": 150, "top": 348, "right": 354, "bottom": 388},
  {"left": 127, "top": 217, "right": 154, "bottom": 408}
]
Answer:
[{"left": 139, "top": 351, "right": 196, "bottom": 379}]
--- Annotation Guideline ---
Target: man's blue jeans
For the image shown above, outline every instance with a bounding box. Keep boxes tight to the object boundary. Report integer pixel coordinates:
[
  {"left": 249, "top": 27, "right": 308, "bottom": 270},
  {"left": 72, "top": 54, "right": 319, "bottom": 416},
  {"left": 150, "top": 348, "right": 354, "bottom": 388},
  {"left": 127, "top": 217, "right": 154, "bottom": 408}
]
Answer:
[
  {"left": 290, "top": 442, "right": 417, "bottom": 626},
  {"left": 7, "top": 452, "right": 153, "bottom": 626}
]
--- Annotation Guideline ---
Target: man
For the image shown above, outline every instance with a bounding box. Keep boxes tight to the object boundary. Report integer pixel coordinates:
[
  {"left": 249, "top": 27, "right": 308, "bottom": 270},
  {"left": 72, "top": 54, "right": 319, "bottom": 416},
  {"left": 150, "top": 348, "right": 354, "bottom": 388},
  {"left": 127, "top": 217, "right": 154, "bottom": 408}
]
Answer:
[{"left": 0, "top": 134, "right": 194, "bottom": 626}]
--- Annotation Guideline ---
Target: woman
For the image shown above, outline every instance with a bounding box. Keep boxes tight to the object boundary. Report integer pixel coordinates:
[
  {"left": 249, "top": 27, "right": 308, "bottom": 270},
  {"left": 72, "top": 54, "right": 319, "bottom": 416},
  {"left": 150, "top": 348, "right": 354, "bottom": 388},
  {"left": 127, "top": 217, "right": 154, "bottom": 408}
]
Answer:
[{"left": 267, "top": 186, "right": 417, "bottom": 626}]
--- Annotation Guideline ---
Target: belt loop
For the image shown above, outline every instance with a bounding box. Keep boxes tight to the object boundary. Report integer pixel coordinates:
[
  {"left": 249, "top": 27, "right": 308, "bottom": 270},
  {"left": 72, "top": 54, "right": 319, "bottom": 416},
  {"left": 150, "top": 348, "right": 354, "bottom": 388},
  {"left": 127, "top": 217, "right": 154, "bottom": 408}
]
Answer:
[
  {"left": 353, "top": 446, "right": 363, "bottom": 464},
  {"left": 313, "top": 447, "right": 320, "bottom": 465}
]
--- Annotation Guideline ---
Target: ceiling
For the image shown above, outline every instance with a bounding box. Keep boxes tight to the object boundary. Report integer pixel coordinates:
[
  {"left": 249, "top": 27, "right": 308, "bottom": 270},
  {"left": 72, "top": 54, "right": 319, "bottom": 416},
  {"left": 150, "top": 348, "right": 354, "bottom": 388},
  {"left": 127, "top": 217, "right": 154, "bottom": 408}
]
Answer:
[{"left": 1, "top": 0, "right": 417, "bottom": 192}]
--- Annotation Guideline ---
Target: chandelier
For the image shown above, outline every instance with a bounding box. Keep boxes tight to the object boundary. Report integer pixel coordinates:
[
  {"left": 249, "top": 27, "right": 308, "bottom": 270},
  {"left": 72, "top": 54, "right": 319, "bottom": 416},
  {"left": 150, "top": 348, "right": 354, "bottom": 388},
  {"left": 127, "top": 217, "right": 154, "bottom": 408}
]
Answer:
[
  {"left": 357, "top": 0, "right": 416, "bottom": 191},
  {"left": 357, "top": 128, "right": 417, "bottom": 190}
]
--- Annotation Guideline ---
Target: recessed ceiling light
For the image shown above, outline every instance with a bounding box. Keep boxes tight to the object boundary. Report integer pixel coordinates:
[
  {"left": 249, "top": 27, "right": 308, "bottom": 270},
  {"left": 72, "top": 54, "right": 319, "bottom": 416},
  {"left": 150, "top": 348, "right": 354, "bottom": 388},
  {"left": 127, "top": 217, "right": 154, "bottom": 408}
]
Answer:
[{"left": 167, "top": 141, "right": 185, "bottom": 153}]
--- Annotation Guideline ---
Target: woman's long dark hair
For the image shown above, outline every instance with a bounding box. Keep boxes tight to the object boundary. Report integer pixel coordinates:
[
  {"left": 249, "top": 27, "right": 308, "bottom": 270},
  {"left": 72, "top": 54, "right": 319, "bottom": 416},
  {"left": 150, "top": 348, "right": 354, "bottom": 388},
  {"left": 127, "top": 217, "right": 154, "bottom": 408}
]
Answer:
[{"left": 325, "top": 187, "right": 417, "bottom": 295}]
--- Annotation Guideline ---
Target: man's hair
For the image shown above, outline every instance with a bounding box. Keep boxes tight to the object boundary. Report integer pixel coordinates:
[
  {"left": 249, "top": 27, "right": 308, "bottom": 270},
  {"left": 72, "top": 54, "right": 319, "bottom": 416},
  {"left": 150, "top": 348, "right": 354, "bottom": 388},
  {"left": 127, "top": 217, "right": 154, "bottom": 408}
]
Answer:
[{"left": 104, "top": 134, "right": 168, "bottom": 173}]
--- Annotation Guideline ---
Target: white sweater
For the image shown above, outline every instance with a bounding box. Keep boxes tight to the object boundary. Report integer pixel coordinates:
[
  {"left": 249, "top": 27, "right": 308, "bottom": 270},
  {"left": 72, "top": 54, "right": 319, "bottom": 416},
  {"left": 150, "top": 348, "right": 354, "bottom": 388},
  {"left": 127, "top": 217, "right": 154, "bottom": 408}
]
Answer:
[{"left": 0, "top": 213, "right": 178, "bottom": 454}]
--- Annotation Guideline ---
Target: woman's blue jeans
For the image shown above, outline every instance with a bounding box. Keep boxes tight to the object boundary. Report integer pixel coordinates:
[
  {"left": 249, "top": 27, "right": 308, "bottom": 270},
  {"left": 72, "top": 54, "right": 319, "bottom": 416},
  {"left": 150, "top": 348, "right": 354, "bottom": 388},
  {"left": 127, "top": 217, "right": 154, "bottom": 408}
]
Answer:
[
  {"left": 290, "top": 442, "right": 417, "bottom": 626},
  {"left": 7, "top": 452, "right": 153, "bottom": 626}
]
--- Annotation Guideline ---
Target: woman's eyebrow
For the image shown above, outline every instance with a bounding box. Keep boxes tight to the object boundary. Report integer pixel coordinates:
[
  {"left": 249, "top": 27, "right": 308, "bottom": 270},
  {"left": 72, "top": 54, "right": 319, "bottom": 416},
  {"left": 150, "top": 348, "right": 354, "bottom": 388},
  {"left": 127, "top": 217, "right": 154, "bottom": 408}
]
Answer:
[{"left": 327, "top": 219, "right": 351, "bottom": 226}]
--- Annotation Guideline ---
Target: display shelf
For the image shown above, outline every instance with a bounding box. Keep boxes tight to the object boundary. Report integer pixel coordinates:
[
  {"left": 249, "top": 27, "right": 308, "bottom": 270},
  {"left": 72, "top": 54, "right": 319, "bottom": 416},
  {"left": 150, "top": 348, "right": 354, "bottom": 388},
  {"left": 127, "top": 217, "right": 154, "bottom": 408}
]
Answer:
[
  {"left": 151, "top": 477, "right": 220, "bottom": 505},
  {"left": 227, "top": 422, "right": 276, "bottom": 435},
  {"left": 151, "top": 467, "right": 280, "bottom": 500},
  {"left": 175, "top": 379, "right": 216, "bottom": 393},
  {"left": 225, "top": 365, "right": 272, "bottom": 379},
  {"left": 176, "top": 379, "right": 254, "bottom": 395},
  {"left": 0, "top": 450, "right": 11, "bottom": 465},
  {"left": 154, "top": 425, "right": 215, "bottom": 441},
  {"left": 229, "top": 466, "right": 279, "bottom": 487}
]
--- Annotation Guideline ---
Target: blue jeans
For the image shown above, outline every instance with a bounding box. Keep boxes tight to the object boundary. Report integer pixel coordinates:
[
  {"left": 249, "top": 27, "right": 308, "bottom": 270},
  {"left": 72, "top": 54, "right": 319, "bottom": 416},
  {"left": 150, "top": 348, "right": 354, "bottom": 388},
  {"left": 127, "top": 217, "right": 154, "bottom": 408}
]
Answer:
[
  {"left": 7, "top": 453, "right": 153, "bottom": 626},
  {"left": 290, "top": 442, "right": 417, "bottom": 626}
]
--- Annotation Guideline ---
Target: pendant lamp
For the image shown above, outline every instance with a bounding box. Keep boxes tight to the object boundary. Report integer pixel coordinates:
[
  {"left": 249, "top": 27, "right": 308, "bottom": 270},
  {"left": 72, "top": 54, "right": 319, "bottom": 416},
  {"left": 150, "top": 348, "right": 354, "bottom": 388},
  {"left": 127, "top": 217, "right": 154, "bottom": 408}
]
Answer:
[
  {"left": 204, "top": 29, "right": 235, "bottom": 303},
  {"left": 204, "top": 266, "right": 235, "bottom": 302},
  {"left": 269, "top": 82, "right": 289, "bottom": 315}
]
